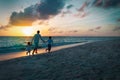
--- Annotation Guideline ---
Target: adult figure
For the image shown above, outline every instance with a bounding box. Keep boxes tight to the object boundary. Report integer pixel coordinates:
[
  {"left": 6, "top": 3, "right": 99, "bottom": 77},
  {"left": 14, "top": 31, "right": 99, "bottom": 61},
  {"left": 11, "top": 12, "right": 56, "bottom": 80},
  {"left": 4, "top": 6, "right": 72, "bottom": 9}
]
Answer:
[{"left": 31, "top": 30, "right": 45, "bottom": 55}]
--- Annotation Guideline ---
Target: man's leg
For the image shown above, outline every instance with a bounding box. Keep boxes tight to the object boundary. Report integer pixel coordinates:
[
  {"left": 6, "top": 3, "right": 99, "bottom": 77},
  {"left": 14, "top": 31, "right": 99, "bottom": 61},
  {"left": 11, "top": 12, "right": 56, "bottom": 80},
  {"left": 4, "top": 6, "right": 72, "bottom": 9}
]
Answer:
[
  {"left": 32, "top": 49, "right": 35, "bottom": 55},
  {"left": 35, "top": 48, "right": 38, "bottom": 53}
]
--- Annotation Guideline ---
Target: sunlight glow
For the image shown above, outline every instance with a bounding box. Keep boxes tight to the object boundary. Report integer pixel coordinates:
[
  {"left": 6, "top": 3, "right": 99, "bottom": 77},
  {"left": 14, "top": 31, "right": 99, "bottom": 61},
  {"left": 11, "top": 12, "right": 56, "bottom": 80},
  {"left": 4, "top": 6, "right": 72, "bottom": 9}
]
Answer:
[{"left": 22, "top": 27, "right": 33, "bottom": 36}]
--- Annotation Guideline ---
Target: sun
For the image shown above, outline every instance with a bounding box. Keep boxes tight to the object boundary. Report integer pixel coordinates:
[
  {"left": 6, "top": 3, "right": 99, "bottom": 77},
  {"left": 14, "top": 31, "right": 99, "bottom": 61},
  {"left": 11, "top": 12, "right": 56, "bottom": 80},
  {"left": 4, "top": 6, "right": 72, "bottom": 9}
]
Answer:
[{"left": 22, "top": 27, "right": 33, "bottom": 36}]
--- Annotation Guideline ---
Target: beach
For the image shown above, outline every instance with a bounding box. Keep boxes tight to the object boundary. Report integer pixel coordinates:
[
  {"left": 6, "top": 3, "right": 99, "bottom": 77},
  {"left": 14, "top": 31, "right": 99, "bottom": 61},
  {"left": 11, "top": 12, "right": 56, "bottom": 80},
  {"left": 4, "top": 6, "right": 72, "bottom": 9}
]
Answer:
[{"left": 0, "top": 40, "right": 120, "bottom": 80}]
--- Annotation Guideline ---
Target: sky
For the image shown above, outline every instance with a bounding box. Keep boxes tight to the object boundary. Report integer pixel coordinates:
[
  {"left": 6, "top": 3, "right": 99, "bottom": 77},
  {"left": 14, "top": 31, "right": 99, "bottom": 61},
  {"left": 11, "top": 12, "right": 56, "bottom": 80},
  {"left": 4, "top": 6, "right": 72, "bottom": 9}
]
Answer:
[{"left": 0, "top": 0, "right": 120, "bottom": 36}]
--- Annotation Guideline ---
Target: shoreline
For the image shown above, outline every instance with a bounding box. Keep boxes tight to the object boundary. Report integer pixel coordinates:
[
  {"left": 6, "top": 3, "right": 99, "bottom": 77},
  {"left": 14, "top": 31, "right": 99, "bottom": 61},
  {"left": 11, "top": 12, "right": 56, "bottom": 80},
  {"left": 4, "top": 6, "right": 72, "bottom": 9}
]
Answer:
[{"left": 0, "top": 41, "right": 91, "bottom": 61}]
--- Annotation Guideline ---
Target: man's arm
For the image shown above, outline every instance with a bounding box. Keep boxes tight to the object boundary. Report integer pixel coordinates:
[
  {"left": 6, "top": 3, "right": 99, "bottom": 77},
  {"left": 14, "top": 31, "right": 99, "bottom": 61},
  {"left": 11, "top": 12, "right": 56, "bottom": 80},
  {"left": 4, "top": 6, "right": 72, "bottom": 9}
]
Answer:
[
  {"left": 51, "top": 40, "right": 53, "bottom": 45},
  {"left": 31, "top": 35, "right": 35, "bottom": 43},
  {"left": 39, "top": 34, "right": 45, "bottom": 43}
]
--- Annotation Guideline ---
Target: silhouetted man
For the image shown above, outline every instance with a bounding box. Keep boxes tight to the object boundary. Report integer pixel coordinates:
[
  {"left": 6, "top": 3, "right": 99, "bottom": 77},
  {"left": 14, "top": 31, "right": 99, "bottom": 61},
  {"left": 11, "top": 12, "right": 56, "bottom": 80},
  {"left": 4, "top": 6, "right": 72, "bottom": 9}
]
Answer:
[{"left": 31, "top": 30, "right": 44, "bottom": 55}]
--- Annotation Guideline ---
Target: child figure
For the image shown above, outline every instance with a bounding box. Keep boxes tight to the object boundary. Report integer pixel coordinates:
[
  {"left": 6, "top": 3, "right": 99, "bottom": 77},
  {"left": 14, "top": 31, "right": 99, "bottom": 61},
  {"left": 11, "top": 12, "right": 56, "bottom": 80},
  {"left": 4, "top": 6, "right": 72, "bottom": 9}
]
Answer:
[
  {"left": 46, "top": 36, "right": 53, "bottom": 53},
  {"left": 26, "top": 42, "right": 32, "bottom": 55}
]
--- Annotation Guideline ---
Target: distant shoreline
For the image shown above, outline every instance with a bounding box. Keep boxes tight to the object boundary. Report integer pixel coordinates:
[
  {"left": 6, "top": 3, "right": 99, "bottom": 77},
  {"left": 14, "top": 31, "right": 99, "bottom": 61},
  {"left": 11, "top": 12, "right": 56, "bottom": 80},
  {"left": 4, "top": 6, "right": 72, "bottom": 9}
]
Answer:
[{"left": 0, "top": 36, "right": 120, "bottom": 37}]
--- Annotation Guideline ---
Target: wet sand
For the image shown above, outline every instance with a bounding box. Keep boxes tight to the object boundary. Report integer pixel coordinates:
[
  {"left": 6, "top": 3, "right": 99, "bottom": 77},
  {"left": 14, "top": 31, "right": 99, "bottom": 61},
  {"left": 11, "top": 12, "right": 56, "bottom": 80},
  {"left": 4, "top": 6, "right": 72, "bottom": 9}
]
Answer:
[
  {"left": 0, "top": 40, "right": 120, "bottom": 80},
  {"left": 0, "top": 42, "right": 90, "bottom": 61}
]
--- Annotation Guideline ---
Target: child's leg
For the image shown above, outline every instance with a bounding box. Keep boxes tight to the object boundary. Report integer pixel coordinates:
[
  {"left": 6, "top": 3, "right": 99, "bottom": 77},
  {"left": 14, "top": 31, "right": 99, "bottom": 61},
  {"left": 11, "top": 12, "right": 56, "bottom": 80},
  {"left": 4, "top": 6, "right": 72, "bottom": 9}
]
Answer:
[
  {"left": 46, "top": 48, "right": 48, "bottom": 51},
  {"left": 28, "top": 51, "right": 31, "bottom": 55},
  {"left": 48, "top": 48, "right": 51, "bottom": 53},
  {"left": 48, "top": 44, "right": 51, "bottom": 53},
  {"left": 26, "top": 51, "right": 28, "bottom": 55},
  {"left": 32, "top": 49, "right": 35, "bottom": 55}
]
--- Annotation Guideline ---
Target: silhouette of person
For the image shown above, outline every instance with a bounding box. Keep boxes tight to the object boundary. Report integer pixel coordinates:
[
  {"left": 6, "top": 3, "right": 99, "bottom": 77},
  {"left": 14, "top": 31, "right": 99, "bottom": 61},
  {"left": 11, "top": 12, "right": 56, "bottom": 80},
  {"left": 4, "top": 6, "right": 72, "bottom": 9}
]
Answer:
[
  {"left": 46, "top": 36, "right": 53, "bottom": 53},
  {"left": 26, "top": 42, "right": 32, "bottom": 55},
  {"left": 31, "top": 30, "right": 45, "bottom": 55}
]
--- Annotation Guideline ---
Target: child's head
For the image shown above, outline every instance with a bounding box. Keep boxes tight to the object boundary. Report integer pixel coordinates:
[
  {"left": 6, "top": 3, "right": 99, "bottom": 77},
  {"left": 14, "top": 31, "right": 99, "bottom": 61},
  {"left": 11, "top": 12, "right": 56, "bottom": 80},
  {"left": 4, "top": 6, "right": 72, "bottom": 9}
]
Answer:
[
  {"left": 27, "top": 42, "right": 31, "bottom": 45},
  {"left": 49, "top": 36, "right": 52, "bottom": 39}
]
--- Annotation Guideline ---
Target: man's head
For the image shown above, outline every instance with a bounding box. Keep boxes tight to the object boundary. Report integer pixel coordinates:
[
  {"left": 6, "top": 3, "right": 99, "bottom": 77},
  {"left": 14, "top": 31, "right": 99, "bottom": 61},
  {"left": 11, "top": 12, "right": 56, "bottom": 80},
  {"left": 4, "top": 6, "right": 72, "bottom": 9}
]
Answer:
[
  {"left": 37, "top": 30, "right": 40, "bottom": 34},
  {"left": 49, "top": 36, "right": 52, "bottom": 39}
]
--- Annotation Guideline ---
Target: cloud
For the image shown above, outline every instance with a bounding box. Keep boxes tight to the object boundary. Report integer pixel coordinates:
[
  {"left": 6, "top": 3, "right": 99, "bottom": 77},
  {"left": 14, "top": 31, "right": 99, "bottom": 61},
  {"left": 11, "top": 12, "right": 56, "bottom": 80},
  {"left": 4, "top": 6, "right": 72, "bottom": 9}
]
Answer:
[
  {"left": 74, "top": 1, "right": 89, "bottom": 18},
  {"left": 0, "top": 24, "right": 11, "bottom": 30},
  {"left": 90, "top": 0, "right": 120, "bottom": 8},
  {"left": 38, "top": 20, "right": 49, "bottom": 25},
  {"left": 60, "top": 4, "right": 73, "bottom": 17},
  {"left": 113, "top": 26, "right": 120, "bottom": 31},
  {"left": 48, "top": 27, "right": 56, "bottom": 32},
  {"left": 74, "top": 12, "right": 88, "bottom": 18},
  {"left": 37, "top": 0, "right": 65, "bottom": 19},
  {"left": 9, "top": 0, "right": 65, "bottom": 26},
  {"left": 0, "top": 25, "right": 4, "bottom": 29},
  {"left": 89, "top": 29, "right": 94, "bottom": 31},
  {"left": 96, "top": 26, "right": 101, "bottom": 29},
  {"left": 76, "top": 2, "right": 88, "bottom": 12},
  {"left": 61, "top": 10, "right": 72, "bottom": 17},
  {"left": 89, "top": 26, "right": 102, "bottom": 31},
  {"left": 48, "top": 27, "right": 64, "bottom": 33},
  {"left": 66, "top": 4, "right": 73, "bottom": 9},
  {"left": 117, "top": 18, "right": 120, "bottom": 22},
  {"left": 57, "top": 31, "right": 63, "bottom": 33},
  {"left": 69, "top": 30, "right": 78, "bottom": 33}
]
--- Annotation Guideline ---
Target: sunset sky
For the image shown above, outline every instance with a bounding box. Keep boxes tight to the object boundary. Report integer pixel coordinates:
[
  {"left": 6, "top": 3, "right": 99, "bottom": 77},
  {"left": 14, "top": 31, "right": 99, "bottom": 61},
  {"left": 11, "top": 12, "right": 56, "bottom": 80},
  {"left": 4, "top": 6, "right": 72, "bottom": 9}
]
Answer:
[{"left": 0, "top": 0, "right": 120, "bottom": 36}]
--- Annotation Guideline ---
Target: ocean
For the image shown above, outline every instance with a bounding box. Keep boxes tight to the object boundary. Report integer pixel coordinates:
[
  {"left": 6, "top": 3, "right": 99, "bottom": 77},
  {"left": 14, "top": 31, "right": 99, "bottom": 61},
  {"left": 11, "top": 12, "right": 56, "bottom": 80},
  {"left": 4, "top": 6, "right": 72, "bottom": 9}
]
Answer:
[{"left": 0, "top": 36, "right": 119, "bottom": 54}]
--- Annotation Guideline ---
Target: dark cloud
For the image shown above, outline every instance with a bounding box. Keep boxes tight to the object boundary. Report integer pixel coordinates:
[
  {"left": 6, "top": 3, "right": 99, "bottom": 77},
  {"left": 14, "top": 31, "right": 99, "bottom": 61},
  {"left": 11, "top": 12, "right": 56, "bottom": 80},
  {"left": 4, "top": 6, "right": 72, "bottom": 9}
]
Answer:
[
  {"left": 66, "top": 4, "right": 73, "bottom": 9},
  {"left": 96, "top": 26, "right": 101, "bottom": 29},
  {"left": 9, "top": 0, "right": 65, "bottom": 26},
  {"left": 37, "top": 0, "right": 65, "bottom": 19},
  {"left": 89, "top": 29, "right": 94, "bottom": 31},
  {"left": 69, "top": 30, "right": 78, "bottom": 33},
  {"left": 10, "top": 7, "right": 36, "bottom": 26},
  {"left": 0, "top": 25, "right": 11, "bottom": 30},
  {"left": 91, "top": 0, "right": 120, "bottom": 8},
  {"left": 117, "top": 18, "right": 120, "bottom": 22},
  {"left": 113, "top": 26, "right": 120, "bottom": 31},
  {"left": 89, "top": 26, "right": 102, "bottom": 31},
  {"left": 48, "top": 27, "right": 63, "bottom": 33},
  {"left": 0, "top": 25, "right": 4, "bottom": 29}
]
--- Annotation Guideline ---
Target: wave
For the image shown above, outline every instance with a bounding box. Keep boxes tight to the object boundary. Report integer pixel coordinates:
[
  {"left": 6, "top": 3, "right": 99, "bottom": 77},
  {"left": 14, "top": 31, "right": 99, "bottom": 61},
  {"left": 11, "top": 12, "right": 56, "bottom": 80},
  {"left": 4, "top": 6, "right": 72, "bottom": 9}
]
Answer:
[
  {"left": 0, "top": 36, "right": 119, "bottom": 54},
  {"left": 0, "top": 41, "right": 85, "bottom": 54}
]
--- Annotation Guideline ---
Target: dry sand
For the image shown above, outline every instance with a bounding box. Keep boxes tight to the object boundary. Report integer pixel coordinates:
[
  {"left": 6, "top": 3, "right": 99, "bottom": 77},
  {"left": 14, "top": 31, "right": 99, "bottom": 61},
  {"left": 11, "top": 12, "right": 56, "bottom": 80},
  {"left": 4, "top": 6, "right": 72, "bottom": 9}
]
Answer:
[{"left": 0, "top": 40, "right": 120, "bottom": 80}]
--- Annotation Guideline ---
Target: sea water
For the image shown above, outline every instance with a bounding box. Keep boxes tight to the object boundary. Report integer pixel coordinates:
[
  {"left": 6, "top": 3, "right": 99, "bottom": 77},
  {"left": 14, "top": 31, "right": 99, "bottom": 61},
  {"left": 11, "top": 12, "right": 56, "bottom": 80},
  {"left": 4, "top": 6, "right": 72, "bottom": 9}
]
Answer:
[{"left": 0, "top": 36, "right": 119, "bottom": 54}]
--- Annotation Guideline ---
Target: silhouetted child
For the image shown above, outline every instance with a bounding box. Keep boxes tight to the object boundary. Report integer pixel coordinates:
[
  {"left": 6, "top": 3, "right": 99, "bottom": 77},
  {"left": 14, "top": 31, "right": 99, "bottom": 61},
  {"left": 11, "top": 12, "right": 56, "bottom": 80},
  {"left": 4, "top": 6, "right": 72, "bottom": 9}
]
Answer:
[
  {"left": 46, "top": 36, "right": 53, "bottom": 53},
  {"left": 26, "top": 42, "right": 32, "bottom": 55}
]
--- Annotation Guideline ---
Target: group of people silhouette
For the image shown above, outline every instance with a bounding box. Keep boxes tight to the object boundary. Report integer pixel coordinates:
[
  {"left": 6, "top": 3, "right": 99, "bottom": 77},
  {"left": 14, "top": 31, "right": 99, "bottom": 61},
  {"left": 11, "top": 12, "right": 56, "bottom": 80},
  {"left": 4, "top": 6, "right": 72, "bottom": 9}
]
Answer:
[{"left": 26, "top": 30, "right": 53, "bottom": 55}]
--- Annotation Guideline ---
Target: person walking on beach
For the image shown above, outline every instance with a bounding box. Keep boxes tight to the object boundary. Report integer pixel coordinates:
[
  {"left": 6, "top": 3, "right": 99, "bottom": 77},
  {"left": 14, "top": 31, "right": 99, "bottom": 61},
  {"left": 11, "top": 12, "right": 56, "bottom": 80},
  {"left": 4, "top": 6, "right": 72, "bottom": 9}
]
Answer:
[
  {"left": 26, "top": 42, "right": 32, "bottom": 55},
  {"left": 45, "top": 36, "right": 53, "bottom": 53},
  {"left": 31, "top": 30, "right": 45, "bottom": 55}
]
